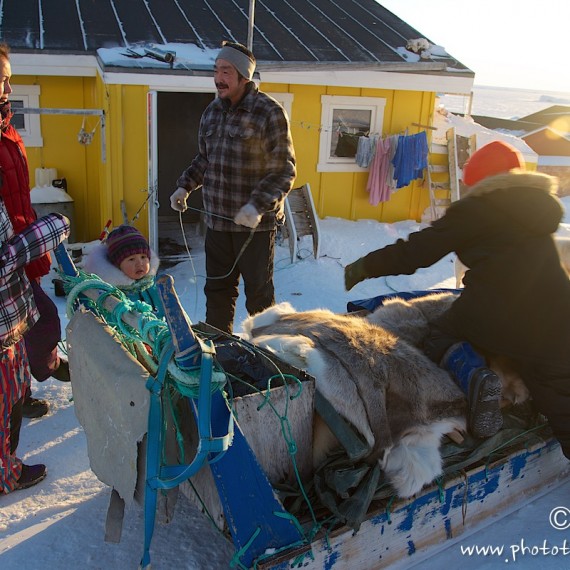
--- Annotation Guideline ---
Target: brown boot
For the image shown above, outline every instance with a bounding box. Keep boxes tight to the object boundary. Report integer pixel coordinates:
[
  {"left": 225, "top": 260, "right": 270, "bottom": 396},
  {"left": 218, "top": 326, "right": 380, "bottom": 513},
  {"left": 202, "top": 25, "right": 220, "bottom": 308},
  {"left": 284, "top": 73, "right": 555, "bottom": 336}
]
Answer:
[{"left": 16, "top": 464, "right": 47, "bottom": 490}]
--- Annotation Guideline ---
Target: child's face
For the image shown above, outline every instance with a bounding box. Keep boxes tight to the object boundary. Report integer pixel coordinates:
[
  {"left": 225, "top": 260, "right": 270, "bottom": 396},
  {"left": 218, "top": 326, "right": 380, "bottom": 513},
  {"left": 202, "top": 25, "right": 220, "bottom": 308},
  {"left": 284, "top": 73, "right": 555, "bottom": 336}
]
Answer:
[{"left": 119, "top": 254, "right": 150, "bottom": 280}]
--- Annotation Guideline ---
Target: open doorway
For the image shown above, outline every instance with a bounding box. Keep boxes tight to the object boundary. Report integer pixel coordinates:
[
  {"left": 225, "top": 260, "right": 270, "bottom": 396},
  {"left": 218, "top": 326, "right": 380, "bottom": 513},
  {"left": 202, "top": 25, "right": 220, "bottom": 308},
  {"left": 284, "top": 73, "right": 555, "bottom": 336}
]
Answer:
[{"left": 155, "top": 91, "right": 214, "bottom": 267}]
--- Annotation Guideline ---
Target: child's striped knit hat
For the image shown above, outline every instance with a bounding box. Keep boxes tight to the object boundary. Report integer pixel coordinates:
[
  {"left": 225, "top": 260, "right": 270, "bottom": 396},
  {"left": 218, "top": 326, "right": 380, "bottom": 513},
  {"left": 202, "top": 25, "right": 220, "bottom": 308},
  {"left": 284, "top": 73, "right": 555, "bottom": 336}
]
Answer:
[{"left": 106, "top": 225, "right": 151, "bottom": 268}]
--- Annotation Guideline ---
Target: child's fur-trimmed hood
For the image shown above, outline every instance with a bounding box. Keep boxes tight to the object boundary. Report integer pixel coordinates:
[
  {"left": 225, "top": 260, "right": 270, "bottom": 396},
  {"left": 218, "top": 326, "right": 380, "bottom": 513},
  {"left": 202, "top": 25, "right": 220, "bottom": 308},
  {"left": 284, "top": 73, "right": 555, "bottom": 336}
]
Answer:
[{"left": 83, "top": 241, "right": 160, "bottom": 288}]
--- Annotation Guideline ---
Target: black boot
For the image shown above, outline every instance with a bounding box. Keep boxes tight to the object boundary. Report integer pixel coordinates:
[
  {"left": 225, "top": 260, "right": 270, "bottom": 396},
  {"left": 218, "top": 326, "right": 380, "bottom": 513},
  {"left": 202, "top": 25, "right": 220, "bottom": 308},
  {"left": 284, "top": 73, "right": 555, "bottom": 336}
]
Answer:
[
  {"left": 52, "top": 358, "right": 70, "bottom": 382},
  {"left": 16, "top": 464, "right": 47, "bottom": 490},
  {"left": 22, "top": 394, "right": 49, "bottom": 419},
  {"left": 441, "top": 342, "right": 503, "bottom": 439}
]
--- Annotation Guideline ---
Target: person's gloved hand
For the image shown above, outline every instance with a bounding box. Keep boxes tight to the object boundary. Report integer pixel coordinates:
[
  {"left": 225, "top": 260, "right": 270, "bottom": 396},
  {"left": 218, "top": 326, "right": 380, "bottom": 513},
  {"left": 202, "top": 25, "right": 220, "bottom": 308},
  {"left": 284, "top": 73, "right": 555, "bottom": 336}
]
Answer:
[
  {"left": 234, "top": 203, "right": 262, "bottom": 228},
  {"left": 344, "top": 259, "right": 368, "bottom": 291},
  {"left": 170, "top": 187, "right": 189, "bottom": 212}
]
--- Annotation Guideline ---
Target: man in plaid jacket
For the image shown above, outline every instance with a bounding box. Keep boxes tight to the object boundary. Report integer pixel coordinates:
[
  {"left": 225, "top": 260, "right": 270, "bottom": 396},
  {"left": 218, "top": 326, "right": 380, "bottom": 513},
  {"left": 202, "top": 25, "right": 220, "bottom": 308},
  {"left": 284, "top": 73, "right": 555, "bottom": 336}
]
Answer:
[{"left": 171, "top": 41, "right": 296, "bottom": 334}]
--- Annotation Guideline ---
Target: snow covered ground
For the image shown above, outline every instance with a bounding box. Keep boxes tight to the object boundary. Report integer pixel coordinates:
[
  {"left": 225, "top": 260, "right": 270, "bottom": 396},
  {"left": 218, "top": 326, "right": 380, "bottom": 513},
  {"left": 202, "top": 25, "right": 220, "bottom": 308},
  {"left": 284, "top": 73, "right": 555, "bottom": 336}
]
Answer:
[{"left": 1, "top": 198, "right": 570, "bottom": 569}]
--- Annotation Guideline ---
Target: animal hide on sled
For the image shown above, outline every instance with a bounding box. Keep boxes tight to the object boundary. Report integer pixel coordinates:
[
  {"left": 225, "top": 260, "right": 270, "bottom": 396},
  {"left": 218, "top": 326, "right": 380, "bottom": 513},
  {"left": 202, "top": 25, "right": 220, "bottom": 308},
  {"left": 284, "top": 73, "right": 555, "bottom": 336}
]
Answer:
[{"left": 242, "top": 300, "right": 468, "bottom": 501}]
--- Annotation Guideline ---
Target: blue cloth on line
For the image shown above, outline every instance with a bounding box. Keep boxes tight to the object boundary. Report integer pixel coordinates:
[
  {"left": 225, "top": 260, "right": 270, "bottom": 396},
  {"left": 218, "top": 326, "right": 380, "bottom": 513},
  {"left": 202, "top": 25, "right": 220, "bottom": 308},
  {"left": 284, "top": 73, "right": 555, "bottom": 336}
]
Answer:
[{"left": 391, "top": 131, "right": 429, "bottom": 189}]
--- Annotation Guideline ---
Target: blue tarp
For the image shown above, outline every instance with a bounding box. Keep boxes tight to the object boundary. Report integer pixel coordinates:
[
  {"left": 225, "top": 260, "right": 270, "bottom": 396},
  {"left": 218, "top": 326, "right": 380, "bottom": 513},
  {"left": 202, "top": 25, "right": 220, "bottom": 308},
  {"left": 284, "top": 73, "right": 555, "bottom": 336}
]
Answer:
[{"left": 346, "top": 288, "right": 463, "bottom": 313}]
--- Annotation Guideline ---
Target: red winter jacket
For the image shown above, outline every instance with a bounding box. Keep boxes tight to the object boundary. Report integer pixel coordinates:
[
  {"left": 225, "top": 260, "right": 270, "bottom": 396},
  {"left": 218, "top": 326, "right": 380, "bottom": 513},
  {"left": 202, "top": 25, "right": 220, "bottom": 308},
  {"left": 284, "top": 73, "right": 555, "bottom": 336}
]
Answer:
[{"left": 0, "top": 125, "right": 51, "bottom": 280}]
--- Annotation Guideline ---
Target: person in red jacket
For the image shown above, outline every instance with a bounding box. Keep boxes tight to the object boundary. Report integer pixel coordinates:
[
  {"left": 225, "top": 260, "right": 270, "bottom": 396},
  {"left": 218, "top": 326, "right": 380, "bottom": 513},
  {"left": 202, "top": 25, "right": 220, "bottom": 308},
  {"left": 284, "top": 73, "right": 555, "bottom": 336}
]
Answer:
[{"left": 0, "top": 44, "right": 69, "bottom": 419}]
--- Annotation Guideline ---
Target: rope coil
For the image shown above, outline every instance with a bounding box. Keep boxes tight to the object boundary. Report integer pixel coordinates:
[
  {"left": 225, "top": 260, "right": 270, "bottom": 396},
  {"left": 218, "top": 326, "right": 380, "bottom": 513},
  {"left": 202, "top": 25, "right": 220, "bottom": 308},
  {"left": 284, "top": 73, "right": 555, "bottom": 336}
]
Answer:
[{"left": 60, "top": 269, "right": 227, "bottom": 395}]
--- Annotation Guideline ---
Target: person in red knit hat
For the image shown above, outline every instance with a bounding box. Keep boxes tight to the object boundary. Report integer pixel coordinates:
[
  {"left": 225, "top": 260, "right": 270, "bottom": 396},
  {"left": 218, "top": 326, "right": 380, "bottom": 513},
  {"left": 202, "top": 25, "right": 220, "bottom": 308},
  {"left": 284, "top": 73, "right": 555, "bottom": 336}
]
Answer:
[
  {"left": 0, "top": 43, "right": 70, "bottom": 420},
  {"left": 344, "top": 140, "right": 570, "bottom": 457}
]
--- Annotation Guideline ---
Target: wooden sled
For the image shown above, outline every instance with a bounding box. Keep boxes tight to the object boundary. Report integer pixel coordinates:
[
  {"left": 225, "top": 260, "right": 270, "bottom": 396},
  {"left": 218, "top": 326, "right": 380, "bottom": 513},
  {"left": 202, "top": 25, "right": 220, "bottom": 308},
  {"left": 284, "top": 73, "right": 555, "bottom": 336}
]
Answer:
[{"left": 56, "top": 246, "right": 570, "bottom": 570}]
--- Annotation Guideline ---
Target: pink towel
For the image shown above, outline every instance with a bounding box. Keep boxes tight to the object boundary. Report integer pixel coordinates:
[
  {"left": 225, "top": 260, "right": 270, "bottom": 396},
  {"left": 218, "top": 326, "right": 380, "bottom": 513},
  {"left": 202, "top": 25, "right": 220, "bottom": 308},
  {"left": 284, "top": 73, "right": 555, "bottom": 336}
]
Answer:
[{"left": 366, "top": 137, "right": 393, "bottom": 205}]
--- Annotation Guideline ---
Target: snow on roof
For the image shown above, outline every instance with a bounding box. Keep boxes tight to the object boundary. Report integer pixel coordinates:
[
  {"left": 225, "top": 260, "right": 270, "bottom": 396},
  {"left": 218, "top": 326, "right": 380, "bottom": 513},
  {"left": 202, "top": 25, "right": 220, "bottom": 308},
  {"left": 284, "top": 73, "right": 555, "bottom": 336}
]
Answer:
[
  {"left": 433, "top": 105, "right": 538, "bottom": 163},
  {"left": 97, "top": 43, "right": 218, "bottom": 71}
]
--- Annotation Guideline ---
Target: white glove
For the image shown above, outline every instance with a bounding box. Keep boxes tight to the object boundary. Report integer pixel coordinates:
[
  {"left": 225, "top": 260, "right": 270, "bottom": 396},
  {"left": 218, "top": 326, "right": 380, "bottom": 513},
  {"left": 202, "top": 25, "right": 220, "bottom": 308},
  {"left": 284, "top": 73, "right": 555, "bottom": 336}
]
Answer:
[
  {"left": 234, "top": 203, "right": 263, "bottom": 228},
  {"left": 170, "top": 187, "right": 189, "bottom": 212}
]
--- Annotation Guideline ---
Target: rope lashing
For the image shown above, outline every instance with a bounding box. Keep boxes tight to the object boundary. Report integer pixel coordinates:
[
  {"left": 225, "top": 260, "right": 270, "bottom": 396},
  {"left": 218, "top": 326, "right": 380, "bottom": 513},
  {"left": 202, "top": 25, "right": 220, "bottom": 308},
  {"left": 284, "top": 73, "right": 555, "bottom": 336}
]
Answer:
[{"left": 59, "top": 268, "right": 226, "bottom": 396}]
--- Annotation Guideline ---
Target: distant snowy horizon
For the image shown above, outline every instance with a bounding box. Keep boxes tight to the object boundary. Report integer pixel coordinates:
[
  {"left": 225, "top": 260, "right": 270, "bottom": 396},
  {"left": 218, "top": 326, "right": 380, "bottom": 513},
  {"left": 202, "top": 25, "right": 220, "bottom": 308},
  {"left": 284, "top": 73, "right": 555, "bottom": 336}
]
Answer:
[{"left": 441, "top": 85, "right": 570, "bottom": 120}]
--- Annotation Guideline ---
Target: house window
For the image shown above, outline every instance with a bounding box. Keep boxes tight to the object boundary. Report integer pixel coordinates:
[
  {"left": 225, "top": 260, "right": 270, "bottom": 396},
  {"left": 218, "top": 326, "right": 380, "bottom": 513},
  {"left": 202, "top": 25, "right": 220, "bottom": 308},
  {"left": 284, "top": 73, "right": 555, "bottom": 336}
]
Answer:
[
  {"left": 266, "top": 92, "right": 294, "bottom": 120},
  {"left": 10, "top": 85, "right": 43, "bottom": 147},
  {"left": 318, "top": 95, "right": 385, "bottom": 172}
]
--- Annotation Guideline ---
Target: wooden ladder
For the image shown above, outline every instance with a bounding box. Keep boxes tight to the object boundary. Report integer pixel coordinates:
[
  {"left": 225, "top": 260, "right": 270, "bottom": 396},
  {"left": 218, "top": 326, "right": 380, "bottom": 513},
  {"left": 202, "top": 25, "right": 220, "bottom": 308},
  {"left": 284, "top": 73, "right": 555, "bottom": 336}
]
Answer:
[
  {"left": 427, "top": 163, "right": 451, "bottom": 221},
  {"left": 447, "top": 127, "right": 477, "bottom": 203},
  {"left": 283, "top": 183, "right": 321, "bottom": 263},
  {"left": 427, "top": 128, "right": 477, "bottom": 221}
]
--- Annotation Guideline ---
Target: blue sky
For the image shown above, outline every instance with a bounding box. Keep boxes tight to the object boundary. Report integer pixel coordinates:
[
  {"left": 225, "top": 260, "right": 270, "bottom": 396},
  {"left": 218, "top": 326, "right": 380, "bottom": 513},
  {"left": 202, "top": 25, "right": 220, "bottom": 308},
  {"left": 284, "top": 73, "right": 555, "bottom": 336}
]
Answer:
[{"left": 379, "top": 0, "right": 570, "bottom": 93}]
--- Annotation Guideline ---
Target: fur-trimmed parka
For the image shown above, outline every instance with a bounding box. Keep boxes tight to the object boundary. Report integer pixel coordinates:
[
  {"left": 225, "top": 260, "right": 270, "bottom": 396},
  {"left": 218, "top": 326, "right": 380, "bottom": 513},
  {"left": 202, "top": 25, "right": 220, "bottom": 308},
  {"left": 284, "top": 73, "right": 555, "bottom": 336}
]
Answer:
[
  {"left": 83, "top": 242, "right": 163, "bottom": 318},
  {"left": 356, "top": 170, "right": 570, "bottom": 457},
  {"left": 0, "top": 125, "right": 52, "bottom": 281},
  {"left": 359, "top": 170, "right": 570, "bottom": 366}
]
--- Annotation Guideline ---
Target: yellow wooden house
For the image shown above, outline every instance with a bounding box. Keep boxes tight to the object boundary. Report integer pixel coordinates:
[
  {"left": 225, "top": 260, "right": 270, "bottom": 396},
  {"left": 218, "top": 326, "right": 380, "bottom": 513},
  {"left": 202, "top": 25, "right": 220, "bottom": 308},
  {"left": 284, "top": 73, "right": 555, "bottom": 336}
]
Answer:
[{"left": 5, "top": 0, "right": 474, "bottom": 251}]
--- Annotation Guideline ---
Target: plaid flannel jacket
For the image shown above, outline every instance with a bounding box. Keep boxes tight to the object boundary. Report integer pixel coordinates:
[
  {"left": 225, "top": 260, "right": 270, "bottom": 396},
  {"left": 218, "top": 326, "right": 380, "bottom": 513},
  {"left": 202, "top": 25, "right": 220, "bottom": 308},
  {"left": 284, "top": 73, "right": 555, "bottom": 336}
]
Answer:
[
  {"left": 0, "top": 204, "right": 70, "bottom": 349},
  {"left": 176, "top": 84, "right": 296, "bottom": 232}
]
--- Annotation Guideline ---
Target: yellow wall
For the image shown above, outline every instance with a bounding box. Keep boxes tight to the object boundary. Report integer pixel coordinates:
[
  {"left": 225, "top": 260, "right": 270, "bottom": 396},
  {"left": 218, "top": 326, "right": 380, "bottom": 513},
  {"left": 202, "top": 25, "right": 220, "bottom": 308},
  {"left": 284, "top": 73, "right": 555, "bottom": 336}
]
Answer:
[
  {"left": 17, "top": 76, "right": 440, "bottom": 241},
  {"left": 15, "top": 74, "right": 150, "bottom": 242},
  {"left": 16, "top": 75, "right": 104, "bottom": 242},
  {"left": 102, "top": 83, "right": 149, "bottom": 236},
  {"left": 262, "top": 82, "right": 437, "bottom": 224}
]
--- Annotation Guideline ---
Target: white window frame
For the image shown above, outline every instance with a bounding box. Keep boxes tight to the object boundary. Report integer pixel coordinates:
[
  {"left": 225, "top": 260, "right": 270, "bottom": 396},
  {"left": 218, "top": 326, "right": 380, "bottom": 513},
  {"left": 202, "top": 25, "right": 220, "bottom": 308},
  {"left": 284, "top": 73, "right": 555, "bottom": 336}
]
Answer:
[
  {"left": 266, "top": 92, "right": 294, "bottom": 120},
  {"left": 318, "top": 95, "right": 385, "bottom": 172},
  {"left": 10, "top": 85, "right": 43, "bottom": 147}
]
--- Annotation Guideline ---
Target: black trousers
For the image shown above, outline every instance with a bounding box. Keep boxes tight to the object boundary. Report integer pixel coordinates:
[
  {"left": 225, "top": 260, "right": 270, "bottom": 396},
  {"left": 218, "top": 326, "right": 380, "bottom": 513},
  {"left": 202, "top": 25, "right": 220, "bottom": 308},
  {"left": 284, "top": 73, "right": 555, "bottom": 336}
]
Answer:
[
  {"left": 423, "top": 312, "right": 465, "bottom": 365},
  {"left": 511, "top": 359, "right": 570, "bottom": 460},
  {"left": 10, "top": 397, "right": 23, "bottom": 454},
  {"left": 204, "top": 228, "right": 276, "bottom": 334},
  {"left": 24, "top": 280, "right": 62, "bottom": 381}
]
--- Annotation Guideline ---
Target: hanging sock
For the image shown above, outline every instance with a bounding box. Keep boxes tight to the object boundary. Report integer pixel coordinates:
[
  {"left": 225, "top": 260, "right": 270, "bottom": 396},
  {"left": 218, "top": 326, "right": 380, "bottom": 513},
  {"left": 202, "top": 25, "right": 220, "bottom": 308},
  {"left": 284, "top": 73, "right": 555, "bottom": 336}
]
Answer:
[{"left": 441, "top": 342, "right": 503, "bottom": 439}]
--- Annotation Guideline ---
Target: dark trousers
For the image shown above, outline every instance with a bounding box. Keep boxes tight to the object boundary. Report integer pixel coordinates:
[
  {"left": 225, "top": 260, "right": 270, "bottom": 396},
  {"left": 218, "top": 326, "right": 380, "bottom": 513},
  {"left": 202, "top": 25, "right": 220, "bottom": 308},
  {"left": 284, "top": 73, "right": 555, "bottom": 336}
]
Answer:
[
  {"left": 24, "top": 280, "right": 62, "bottom": 382},
  {"left": 204, "top": 228, "right": 276, "bottom": 334},
  {"left": 10, "top": 397, "right": 23, "bottom": 454},
  {"left": 512, "top": 360, "right": 570, "bottom": 460},
  {"left": 423, "top": 324, "right": 461, "bottom": 364},
  {"left": 421, "top": 301, "right": 461, "bottom": 364},
  {"left": 425, "top": 315, "right": 570, "bottom": 460}
]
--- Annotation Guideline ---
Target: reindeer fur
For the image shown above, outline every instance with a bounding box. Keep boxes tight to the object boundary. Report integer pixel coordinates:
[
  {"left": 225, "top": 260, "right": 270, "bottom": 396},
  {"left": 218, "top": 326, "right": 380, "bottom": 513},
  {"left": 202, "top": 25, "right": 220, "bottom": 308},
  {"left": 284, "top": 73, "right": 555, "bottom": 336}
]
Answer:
[{"left": 242, "top": 302, "right": 467, "bottom": 498}]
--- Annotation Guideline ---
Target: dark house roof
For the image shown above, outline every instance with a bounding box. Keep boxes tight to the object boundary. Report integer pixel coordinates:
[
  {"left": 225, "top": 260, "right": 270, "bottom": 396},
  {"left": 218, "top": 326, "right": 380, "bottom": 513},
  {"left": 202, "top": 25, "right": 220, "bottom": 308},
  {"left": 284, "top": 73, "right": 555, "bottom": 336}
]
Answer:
[
  {"left": 471, "top": 105, "right": 570, "bottom": 139},
  {"left": 518, "top": 106, "right": 570, "bottom": 125},
  {"left": 470, "top": 115, "right": 539, "bottom": 133},
  {"left": 1, "top": 0, "right": 471, "bottom": 73}
]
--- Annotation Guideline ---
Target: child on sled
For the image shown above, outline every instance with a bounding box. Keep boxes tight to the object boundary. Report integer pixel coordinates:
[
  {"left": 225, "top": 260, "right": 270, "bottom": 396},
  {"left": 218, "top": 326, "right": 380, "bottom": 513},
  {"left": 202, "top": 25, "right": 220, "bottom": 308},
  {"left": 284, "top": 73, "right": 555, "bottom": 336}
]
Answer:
[{"left": 83, "top": 225, "right": 164, "bottom": 318}]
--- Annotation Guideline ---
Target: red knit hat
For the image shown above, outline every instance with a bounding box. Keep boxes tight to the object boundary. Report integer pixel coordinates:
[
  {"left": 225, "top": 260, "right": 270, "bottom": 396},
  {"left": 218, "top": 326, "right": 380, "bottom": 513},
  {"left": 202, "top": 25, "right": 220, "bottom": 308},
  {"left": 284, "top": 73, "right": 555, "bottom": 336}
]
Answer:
[
  {"left": 106, "top": 225, "right": 151, "bottom": 268},
  {"left": 462, "top": 140, "right": 524, "bottom": 187}
]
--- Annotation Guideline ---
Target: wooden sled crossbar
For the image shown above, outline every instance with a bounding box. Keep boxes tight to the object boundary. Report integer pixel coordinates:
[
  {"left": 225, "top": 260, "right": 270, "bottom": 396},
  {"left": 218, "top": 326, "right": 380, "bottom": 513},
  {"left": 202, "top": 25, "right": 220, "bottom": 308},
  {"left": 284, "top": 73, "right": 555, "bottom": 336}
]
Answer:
[{"left": 257, "top": 439, "right": 569, "bottom": 569}]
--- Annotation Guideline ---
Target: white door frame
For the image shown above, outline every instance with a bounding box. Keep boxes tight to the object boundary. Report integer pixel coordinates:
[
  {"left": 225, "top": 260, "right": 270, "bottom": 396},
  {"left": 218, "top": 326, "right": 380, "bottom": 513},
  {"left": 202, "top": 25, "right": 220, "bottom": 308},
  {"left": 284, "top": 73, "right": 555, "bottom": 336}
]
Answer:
[{"left": 147, "top": 90, "right": 159, "bottom": 252}]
